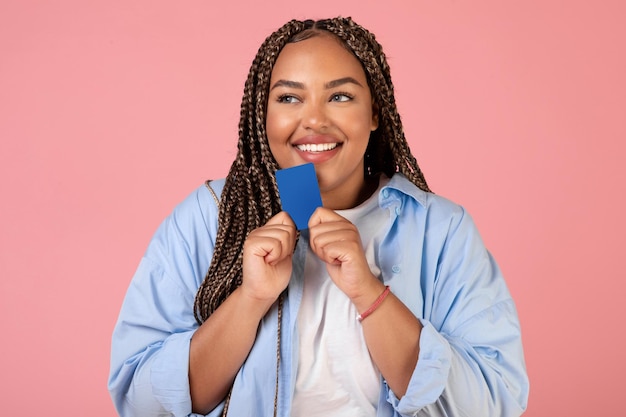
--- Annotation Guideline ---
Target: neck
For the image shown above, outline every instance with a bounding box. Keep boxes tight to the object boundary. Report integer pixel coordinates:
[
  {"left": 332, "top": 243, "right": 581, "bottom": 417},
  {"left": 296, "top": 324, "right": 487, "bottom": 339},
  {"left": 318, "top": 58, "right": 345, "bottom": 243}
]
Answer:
[{"left": 321, "top": 174, "right": 380, "bottom": 210}]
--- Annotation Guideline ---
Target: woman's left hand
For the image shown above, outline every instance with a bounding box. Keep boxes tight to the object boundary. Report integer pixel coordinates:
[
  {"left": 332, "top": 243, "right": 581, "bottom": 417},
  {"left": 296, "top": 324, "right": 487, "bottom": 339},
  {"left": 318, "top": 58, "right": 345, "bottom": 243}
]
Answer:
[
  {"left": 308, "top": 207, "right": 421, "bottom": 399},
  {"left": 307, "top": 207, "right": 380, "bottom": 301}
]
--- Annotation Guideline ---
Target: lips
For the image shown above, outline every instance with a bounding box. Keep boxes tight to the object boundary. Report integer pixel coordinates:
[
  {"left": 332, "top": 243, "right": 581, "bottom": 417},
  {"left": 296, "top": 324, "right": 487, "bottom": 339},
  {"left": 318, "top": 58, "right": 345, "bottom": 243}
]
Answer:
[{"left": 292, "top": 136, "right": 342, "bottom": 164}]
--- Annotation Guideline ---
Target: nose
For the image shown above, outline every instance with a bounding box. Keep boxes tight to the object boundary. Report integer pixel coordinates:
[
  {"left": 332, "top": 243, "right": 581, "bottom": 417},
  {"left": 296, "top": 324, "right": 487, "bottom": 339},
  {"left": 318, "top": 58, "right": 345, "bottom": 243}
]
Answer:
[{"left": 301, "top": 101, "right": 328, "bottom": 131}]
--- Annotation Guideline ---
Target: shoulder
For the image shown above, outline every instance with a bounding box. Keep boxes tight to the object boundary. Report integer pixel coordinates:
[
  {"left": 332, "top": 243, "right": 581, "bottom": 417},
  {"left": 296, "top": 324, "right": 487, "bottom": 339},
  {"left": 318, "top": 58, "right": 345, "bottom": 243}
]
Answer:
[
  {"left": 144, "top": 179, "right": 224, "bottom": 264},
  {"left": 140, "top": 179, "right": 225, "bottom": 292},
  {"left": 175, "top": 178, "right": 224, "bottom": 215},
  {"left": 167, "top": 178, "right": 224, "bottom": 236}
]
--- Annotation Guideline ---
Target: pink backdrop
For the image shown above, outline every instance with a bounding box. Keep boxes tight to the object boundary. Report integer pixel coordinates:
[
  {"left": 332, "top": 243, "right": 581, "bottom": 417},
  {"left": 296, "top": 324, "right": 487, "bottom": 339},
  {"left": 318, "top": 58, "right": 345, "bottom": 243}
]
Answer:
[{"left": 1, "top": 1, "right": 624, "bottom": 415}]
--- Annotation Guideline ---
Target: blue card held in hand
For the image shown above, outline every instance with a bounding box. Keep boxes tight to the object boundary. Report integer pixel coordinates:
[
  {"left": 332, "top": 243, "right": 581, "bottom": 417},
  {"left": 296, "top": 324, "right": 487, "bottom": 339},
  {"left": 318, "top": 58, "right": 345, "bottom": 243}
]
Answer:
[{"left": 276, "top": 163, "right": 323, "bottom": 230}]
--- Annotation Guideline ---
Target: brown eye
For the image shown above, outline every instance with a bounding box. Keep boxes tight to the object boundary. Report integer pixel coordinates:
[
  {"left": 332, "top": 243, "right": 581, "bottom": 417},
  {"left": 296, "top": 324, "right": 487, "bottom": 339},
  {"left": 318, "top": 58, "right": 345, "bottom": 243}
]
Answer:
[
  {"left": 277, "top": 94, "right": 301, "bottom": 104},
  {"left": 330, "top": 92, "right": 353, "bottom": 102}
]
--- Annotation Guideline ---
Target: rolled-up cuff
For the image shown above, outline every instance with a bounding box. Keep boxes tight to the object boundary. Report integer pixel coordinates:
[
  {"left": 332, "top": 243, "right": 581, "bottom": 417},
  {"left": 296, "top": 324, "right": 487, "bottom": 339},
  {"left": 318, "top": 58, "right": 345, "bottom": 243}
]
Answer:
[
  {"left": 387, "top": 319, "right": 452, "bottom": 415},
  {"left": 151, "top": 330, "right": 196, "bottom": 417}
]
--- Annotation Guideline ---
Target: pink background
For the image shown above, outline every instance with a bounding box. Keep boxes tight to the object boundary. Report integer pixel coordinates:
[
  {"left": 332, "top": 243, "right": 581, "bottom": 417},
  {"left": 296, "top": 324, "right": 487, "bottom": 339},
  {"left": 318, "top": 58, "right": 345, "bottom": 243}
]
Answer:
[{"left": 1, "top": 1, "right": 624, "bottom": 415}]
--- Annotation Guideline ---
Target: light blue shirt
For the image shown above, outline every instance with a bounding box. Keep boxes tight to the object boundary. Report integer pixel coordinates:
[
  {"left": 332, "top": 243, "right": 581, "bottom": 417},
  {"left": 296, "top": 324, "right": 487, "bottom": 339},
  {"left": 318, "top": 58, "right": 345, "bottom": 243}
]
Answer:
[{"left": 108, "top": 174, "right": 529, "bottom": 417}]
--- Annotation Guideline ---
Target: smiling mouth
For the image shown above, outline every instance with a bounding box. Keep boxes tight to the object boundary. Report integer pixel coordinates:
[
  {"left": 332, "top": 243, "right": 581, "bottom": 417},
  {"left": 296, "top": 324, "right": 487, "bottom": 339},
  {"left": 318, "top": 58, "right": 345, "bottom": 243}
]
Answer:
[{"left": 295, "top": 143, "right": 339, "bottom": 152}]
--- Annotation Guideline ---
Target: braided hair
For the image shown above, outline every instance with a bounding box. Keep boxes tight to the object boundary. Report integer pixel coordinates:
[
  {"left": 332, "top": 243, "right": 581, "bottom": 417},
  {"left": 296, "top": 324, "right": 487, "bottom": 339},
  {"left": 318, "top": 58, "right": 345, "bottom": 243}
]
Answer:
[{"left": 193, "top": 17, "right": 430, "bottom": 324}]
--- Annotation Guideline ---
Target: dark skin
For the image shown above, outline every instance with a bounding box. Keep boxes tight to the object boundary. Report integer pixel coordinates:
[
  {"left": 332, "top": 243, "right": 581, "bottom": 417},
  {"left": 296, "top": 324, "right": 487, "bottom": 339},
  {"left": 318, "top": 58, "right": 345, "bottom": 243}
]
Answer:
[{"left": 189, "top": 34, "right": 422, "bottom": 414}]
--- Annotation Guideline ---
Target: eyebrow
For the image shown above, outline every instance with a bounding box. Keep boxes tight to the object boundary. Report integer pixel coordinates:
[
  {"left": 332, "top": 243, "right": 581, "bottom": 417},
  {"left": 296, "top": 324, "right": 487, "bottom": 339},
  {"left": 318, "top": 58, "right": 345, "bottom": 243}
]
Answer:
[{"left": 270, "top": 77, "right": 364, "bottom": 91}]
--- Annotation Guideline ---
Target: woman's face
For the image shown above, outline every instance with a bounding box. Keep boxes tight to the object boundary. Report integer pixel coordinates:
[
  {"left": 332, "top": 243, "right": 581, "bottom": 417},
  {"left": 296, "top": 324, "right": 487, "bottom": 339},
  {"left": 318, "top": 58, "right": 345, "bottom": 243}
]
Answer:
[{"left": 266, "top": 33, "right": 378, "bottom": 210}]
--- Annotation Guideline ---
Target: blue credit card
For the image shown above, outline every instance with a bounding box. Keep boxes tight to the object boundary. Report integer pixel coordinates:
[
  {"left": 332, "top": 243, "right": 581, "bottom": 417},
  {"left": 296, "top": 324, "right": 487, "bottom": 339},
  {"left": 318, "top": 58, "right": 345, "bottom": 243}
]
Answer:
[{"left": 275, "top": 163, "right": 323, "bottom": 230}]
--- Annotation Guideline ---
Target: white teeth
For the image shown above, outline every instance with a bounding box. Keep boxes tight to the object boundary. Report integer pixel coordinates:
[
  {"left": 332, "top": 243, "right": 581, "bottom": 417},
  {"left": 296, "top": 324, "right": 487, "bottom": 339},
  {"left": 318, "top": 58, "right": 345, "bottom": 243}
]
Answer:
[{"left": 296, "top": 143, "right": 338, "bottom": 152}]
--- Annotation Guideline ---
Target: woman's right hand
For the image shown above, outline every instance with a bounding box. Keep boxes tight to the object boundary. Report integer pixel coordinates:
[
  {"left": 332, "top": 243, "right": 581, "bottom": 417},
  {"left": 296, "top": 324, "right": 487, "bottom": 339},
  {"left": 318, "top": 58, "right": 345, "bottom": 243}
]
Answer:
[
  {"left": 189, "top": 212, "right": 296, "bottom": 414},
  {"left": 241, "top": 211, "right": 297, "bottom": 304}
]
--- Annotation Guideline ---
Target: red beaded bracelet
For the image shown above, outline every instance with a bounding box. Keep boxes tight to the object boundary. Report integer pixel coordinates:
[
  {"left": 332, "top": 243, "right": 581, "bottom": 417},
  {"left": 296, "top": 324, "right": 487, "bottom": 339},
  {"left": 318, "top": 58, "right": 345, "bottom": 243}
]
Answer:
[{"left": 357, "top": 285, "right": 391, "bottom": 322}]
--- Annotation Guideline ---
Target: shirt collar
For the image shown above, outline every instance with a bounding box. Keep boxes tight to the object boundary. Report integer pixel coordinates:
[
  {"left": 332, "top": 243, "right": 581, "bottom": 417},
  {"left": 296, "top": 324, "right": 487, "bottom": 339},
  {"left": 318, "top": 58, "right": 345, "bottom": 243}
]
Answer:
[{"left": 380, "top": 173, "right": 429, "bottom": 208}]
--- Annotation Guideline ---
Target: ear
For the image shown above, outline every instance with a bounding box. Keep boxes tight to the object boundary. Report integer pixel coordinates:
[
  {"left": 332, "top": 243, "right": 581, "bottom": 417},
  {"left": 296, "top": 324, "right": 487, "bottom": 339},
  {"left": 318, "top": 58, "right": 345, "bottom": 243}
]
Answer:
[{"left": 371, "top": 100, "right": 379, "bottom": 131}]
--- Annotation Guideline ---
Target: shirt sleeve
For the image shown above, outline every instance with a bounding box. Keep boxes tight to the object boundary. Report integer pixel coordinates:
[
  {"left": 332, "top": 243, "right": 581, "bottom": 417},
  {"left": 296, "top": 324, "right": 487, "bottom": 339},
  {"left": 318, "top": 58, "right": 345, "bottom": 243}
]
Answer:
[
  {"left": 387, "top": 203, "right": 529, "bottom": 417},
  {"left": 108, "top": 185, "right": 219, "bottom": 417}
]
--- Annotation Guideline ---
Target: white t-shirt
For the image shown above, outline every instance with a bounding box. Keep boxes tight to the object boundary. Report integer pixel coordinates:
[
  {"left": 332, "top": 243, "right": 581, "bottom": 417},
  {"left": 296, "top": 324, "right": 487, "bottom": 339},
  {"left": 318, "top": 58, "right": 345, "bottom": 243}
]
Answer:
[{"left": 291, "top": 177, "right": 391, "bottom": 417}]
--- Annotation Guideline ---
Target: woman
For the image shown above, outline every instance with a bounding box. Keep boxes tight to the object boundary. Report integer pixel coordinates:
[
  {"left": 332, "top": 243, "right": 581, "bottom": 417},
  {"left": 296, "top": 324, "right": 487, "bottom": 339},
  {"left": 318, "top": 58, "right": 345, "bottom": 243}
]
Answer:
[{"left": 109, "top": 17, "right": 529, "bottom": 417}]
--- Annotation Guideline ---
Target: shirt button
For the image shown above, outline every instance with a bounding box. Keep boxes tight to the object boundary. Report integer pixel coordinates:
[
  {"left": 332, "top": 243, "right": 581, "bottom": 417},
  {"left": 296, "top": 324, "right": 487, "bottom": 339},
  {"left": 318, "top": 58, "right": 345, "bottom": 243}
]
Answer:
[
  {"left": 382, "top": 188, "right": 389, "bottom": 198},
  {"left": 392, "top": 265, "right": 401, "bottom": 274},
  {"left": 395, "top": 206, "right": 401, "bottom": 215}
]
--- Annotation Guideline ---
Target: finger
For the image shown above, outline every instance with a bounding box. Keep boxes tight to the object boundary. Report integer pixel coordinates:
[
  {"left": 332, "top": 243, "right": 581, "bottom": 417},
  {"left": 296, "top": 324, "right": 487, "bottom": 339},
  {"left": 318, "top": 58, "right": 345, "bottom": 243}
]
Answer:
[
  {"left": 266, "top": 211, "right": 297, "bottom": 227},
  {"left": 246, "top": 234, "right": 292, "bottom": 266},
  {"left": 313, "top": 234, "right": 363, "bottom": 264},
  {"left": 309, "top": 215, "right": 359, "bottom": 250},
  {"left": 310, "top": 227, "right": 363, "bottom": 264},
  {"left": 245, "top": 233, "right": 279, "bottom": 261},
  {"left": 250, "top": 224, "right": 295, "bottom": 242},
  {"left": 308, "top": 207, "right": 346, "bottom": 228},
  {"left": 251, "top": 212, "right": 296, "bottom": 249}
]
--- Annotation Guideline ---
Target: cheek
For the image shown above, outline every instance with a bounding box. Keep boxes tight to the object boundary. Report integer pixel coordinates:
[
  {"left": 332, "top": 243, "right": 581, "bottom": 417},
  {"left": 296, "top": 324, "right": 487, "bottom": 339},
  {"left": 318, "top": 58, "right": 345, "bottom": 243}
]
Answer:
[
  {"left": 345, "top": 108, "right": 375, "bottom": 140},
  {"left": 266, "top": 109, "right": 294, "bottom": 145},
  {"left": 265, "top": 110, "right": 296, "bottom": 168}
]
